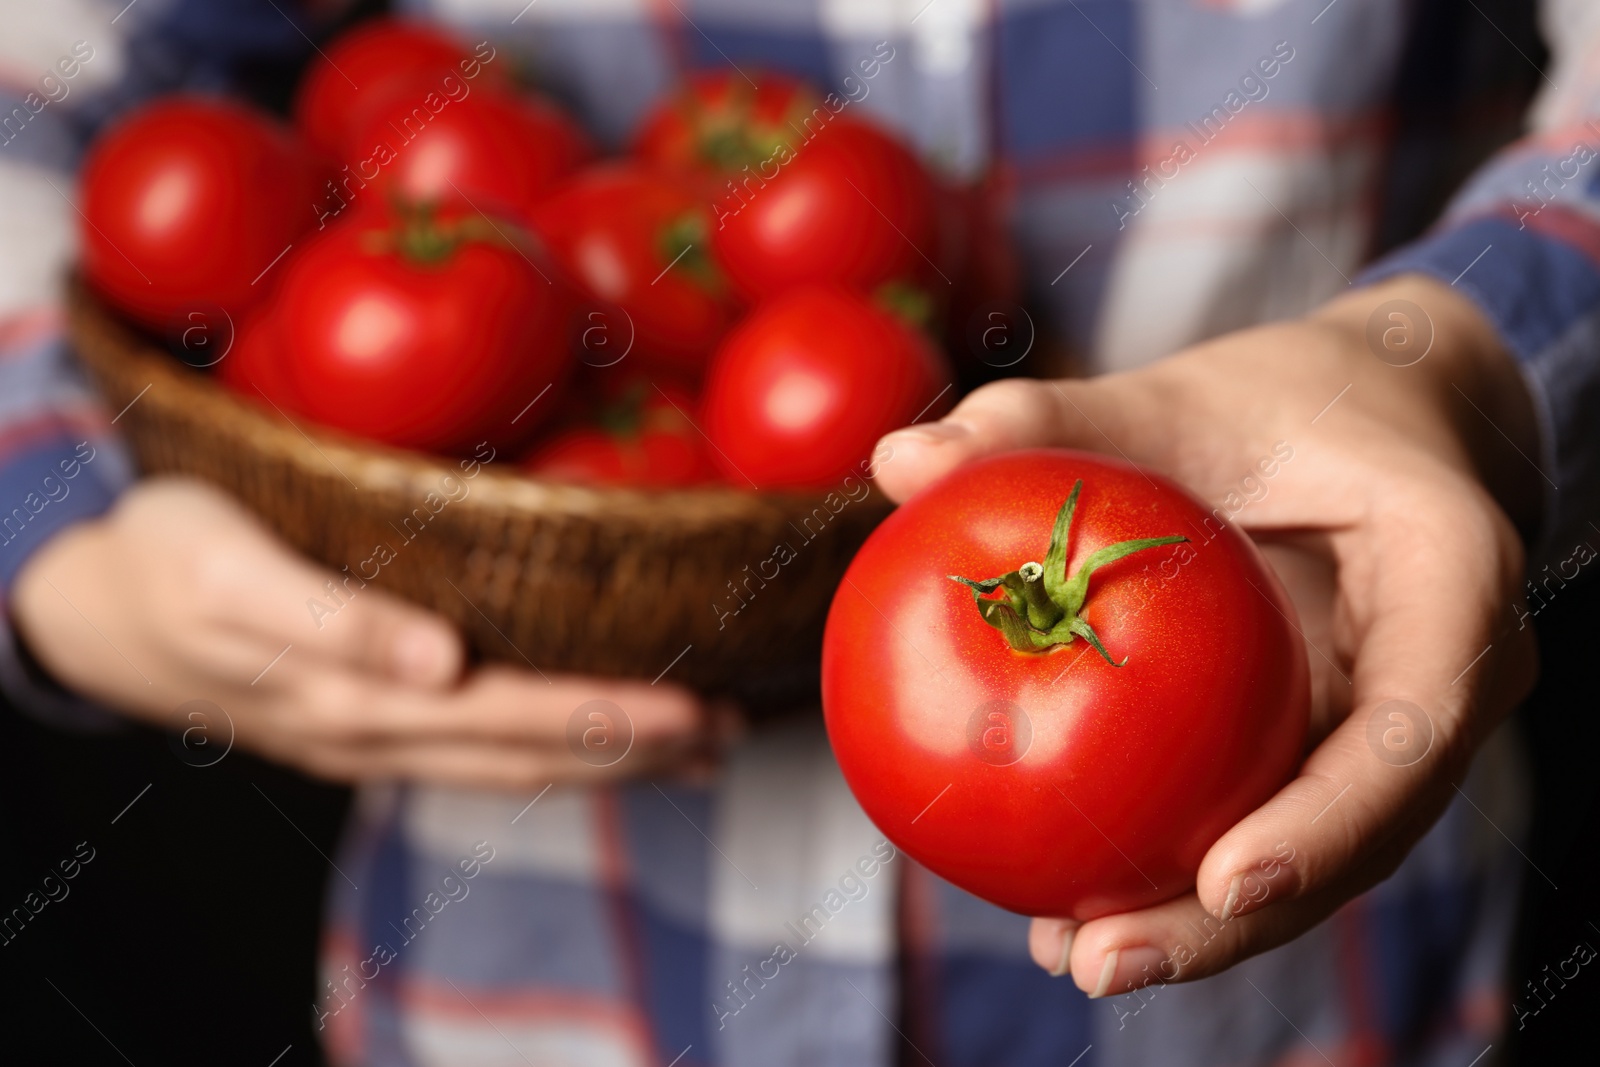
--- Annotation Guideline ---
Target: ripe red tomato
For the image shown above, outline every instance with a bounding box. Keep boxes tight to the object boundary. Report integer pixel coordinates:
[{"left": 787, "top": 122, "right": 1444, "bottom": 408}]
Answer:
[
  {"left": 710, "top": 116, "right": 938, "bottom": 301},
  {"left": 79, "top": 96, "right": 321, "bottom": 331},
  {"left": 217, "top": 308, "right": 302, "bottom": 411},
  {"left": 293, "top": 17, "right": 505, "bottom": 160},
  {"left": 274, "top": 206, "right": 573, "bottom": 454},
  {"left": 701, "top": 286, "right": 949, "bottom": 489},
  {"left": 822, "top": 450, "right": 1309, "bottom": 920},
  {"left": 524, "top": 383, "right": 714, "bottom": 488},
  {"left": 631, "top": 69, "right": 817, "bottom": 177},
  {"left": 533, "top": 164, "right": 731, "bottom": 375},
  {"left": 346, "top": 78, "right": 590, "bottom": 224}
]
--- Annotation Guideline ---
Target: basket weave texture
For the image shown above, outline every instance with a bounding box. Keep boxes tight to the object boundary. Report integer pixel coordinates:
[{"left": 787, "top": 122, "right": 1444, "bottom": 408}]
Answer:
[{"left": 67, "top": 282, "right": 891, "bottom": 694}]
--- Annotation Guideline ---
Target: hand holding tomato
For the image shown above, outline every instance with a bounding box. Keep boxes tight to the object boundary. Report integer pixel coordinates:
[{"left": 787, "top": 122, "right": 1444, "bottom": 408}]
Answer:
[
  {"left": 871, "top": 274, "right": 1539, "bottom": 997},
  {"left": 824, "top": 451, "right": 1309, "bottom": 919}
]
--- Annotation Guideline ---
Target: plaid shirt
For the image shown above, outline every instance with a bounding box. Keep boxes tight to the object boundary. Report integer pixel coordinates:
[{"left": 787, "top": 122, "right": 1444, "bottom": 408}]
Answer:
[{"left": 0, "top": 1, "right": 1586, "bottom": 1064}]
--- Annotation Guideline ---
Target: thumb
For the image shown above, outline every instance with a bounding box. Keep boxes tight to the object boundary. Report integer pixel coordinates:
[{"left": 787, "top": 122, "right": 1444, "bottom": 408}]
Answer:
[
  {"left": 193, "top": 506, "right": 465, "bottom": 687},
  {"left": 873, "top": 378, "right": 1114, "bottom": 504},
  {"left": 303, "top": 577, "right": 466, "bottom": 687},
  {"left": 110, "top": 477, "right": 467, "bottom": 688}
]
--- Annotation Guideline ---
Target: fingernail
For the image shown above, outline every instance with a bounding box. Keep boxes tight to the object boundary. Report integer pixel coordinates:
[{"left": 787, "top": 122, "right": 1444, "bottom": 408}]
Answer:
[
  {"left": 1088, "top": 950, "right": 1119, "bottom": 998},
  {"left": 1219, "top": 873, "right": 1243, "bottom": 922},
  {"left": 894, "top": 421, "right": 968, "bottom": 443},
  {"left": 634, "top": 706, "right": 691, "bottom": 741},
  {"left": 394, "top": 627, "right": 447, "bottom": 682},
  {"left": 1089, "top": 946, "right": 1167, "bottom": 999},
  {"left": 1050, "top": 925, "right": 1076, "bottom": 977},
  {"left": 1231, "top": 862, "right": 1297, "bottom": 921}
]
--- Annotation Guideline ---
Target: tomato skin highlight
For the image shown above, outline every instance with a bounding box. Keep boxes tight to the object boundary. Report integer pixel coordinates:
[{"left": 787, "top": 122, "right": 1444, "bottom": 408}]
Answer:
[
  {"left": 79, "top": 96, "right": 322, "bottom": 331},
  {"left": 274, "top": 211, "right": 572, "bottom": 455},
  {"left": 821, "top": 449, "right": 1309, "bottom": 920},
  {"left": 347, "top": 79, "right": 590, "bottom": 225},
  {"left": 701, "top": 286, "right": 950, "bottom": 490}
]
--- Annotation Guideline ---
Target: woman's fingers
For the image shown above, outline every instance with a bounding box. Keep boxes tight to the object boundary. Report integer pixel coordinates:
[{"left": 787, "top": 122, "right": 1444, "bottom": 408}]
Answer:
[
  {"left": 1191, "top": 485, "right": 1531, "bottom": 926},
  {"left": 1028, "top": 918, "right": 1083, "bottom": 977},
  {"left": 1029, "top": 472, "right": 1538, "bottom": 989},
  {"left": 164, "top": 495, "right": 465, "bottom": 687},
  {"left": 65, "top": 475, "right": 463, "bottom": 690},
  {"left": 266, "top": 573, "right": 464, "bottom": 688},
  {"left": 275, "top": 663, "right": 710, "bottom": 748},
  {"left": 1038, "top": 822, "right": 1421, "bottom": 998},
  {"left": 238, "top": 665, "right": 723, "bottom": 787},
  {"left": 286, "top": 731, "right": 720, "bottom": 791}
]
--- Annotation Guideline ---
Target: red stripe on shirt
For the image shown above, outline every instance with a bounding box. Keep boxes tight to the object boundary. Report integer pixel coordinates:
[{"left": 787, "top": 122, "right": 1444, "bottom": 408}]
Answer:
[
  {"left": 597, "top": 786, "right": 665, "bottom": 1066},
  {"left": 896, "top": 859, "right": 944, "bottom": 1067},
  {"left": 1333, "top": 898, "right": 1390, "bottom": 1067},
  {"left": 0, "top": 306, "right": 64, "bottom": 356},
  {"left": 1508, "top": 202, "right": 1600, "bottom": 271},
  {"left": 395, "top": 976, "right": 654, "bottom": 1040},
  {"left": 0, "top": 407, "right": 110, "bottom": 459}
]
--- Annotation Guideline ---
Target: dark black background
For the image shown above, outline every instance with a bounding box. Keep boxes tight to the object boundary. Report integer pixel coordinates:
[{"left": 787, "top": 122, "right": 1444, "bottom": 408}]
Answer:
[{"left": 0, "top": 702, "right": 348, "bottom": 1065}]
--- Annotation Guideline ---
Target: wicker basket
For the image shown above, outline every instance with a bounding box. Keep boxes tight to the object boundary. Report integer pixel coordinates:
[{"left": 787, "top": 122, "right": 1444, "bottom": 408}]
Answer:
[{"left": 67, "top": 282, "right": 892, "bottom": 700}]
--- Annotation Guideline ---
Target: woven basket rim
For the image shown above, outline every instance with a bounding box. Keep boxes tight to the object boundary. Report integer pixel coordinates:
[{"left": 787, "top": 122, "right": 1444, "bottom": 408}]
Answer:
[{"left": 70, "top": 278, "right": 862, "bottom": 527}]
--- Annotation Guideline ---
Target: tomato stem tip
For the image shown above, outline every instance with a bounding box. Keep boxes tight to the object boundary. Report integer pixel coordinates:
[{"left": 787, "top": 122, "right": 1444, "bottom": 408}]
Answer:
[{"left": 948, "top": 479, "right": 1187, "bottom": 664}]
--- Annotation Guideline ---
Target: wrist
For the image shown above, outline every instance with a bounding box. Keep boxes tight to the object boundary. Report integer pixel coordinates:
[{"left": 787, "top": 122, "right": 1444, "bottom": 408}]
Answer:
[{"left": 1310, "top": 274, "right": 1542, "bottom": 536}]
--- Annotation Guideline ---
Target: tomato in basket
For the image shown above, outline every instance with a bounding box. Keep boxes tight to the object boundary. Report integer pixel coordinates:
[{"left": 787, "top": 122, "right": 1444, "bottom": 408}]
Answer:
[
  {"left": 273, "top": 203, "right": 573, "bottom": 454},
  {"left": 631, "top": 69, "right": 818, "bottom": 179},
  {"left": 346, "top": 77, "right": 589, "bottom": 225},
  {"left": 293, "top": 17, "right": 506, "bottom": 160},
  {"left": 709, "top": 117, "right": 940, "bottom": 301},
  {"left": 702, "top": 286, "right": 950, "bottom": 489},
  {"left": 533, "top": 164, "right": 731, "bottom": 376},
  {"left": 524, "top": 382, "right": 714, "bottom": 488},
  {"left": 79, "top": 96, "right": 322, "bottom": 331}
]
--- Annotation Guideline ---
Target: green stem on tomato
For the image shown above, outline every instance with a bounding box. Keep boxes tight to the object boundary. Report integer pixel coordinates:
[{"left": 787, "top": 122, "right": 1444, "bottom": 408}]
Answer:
[
  {"left": 1016, "top": 562, "right": 1064, "bottom": 630},
  {"left": 948, "top": 479, "right": 1187, "bottom": 665},
  {"left": 657, "top": 212, "right": 723, "bottom": 292},
  {"left": 361, "top": 199, "right": 538, "bottom": 267}
]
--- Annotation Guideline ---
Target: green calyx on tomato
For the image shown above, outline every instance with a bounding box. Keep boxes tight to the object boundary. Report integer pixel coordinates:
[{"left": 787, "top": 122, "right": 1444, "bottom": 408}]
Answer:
[
  {"left": 593, "top": 380, "right": 691, "bottom": 439},
  {"left": 684, "top": 82, "right": 817, "bottom": 172},
  {"left": 874, "top": 280, "right": 935, "bottom": 331},
  {"left": 656, "top": 212, "right": 723, "bottom": 292},
  {"left": 362, "top": 200, "right": 534, "bottom": 267},
  {"left": 950, "top": 479, "right": 1187, "bottom": 664},
  {"left": 594, "top": 381, "right": 653, "bottom": 438}
]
